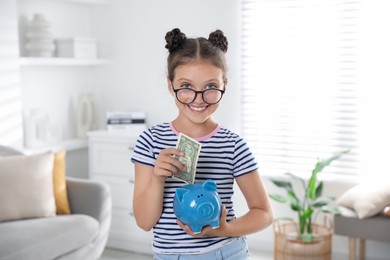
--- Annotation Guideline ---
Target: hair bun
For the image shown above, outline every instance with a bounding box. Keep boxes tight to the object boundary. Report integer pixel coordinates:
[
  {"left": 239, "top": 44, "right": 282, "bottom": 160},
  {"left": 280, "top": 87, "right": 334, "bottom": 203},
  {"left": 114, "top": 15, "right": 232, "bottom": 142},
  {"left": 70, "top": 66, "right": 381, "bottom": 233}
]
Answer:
[
  {"left": 208, "top": 30, "right": 228, "bottom": 53},
  {"left": 165, "top": 28, "right": 187, "bottom": 53}
]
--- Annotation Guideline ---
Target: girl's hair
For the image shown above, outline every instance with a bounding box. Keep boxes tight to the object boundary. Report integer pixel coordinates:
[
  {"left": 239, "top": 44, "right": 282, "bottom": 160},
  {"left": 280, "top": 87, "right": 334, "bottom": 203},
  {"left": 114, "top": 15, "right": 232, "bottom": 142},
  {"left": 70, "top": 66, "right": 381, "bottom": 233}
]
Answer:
[{"left": 165, "top": 28, "right": 228, "bottom": 81}]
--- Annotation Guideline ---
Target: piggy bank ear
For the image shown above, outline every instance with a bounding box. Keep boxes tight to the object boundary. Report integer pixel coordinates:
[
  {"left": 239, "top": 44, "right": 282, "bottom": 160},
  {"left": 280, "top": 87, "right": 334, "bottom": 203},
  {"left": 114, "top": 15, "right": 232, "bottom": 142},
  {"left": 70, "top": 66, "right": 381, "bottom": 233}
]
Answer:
[
  {"left": 202, "top": 179, "right": 217, "bottom": 191},
  {"left": 175, "top": 188, "right": 189, "bottom": 203}
]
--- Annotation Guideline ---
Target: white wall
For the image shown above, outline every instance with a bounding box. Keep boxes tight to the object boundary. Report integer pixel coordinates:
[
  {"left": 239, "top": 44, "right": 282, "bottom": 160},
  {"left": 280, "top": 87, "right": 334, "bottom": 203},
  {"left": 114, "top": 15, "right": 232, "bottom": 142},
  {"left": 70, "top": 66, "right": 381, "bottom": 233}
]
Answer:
[
  {"left": 92, "top": 0, "right": 242, "bottom": 133},
  {"left": 18, "top": 0, "right": 242, "bottom": 141}
]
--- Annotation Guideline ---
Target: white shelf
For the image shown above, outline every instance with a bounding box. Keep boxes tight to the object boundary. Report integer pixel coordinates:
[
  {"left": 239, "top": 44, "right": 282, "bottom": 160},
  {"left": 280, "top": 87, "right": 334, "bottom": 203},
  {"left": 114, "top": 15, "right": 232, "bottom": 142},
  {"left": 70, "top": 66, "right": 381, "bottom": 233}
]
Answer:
[
  {"left": 51, "top": 0, "right": 111, "bottom": 5},
  {"left": 20, "top": 57, "right": 110, "bottom": 67},
  {"left": 18, "top": 138, "right": 88, "bottom": 155}
]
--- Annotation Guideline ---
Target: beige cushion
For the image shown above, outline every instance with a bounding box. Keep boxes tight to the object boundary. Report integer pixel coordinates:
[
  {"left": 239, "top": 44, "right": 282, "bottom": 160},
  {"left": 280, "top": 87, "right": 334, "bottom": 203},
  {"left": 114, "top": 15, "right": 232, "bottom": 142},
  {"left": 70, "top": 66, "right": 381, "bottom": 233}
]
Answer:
[
  {"left": 337, "top": 182, "right": 390, "bottom": 219},
  {"left": 0, "top": 152, "right": 56, "bottom": 222}
]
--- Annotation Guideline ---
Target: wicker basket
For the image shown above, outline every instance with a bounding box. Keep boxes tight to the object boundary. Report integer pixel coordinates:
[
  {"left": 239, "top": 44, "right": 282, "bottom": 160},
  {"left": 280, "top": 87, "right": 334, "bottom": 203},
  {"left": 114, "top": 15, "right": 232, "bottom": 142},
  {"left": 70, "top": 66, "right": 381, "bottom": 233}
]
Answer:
[{"left": 274, "top": 221, "right": 332, "bottom": 260}]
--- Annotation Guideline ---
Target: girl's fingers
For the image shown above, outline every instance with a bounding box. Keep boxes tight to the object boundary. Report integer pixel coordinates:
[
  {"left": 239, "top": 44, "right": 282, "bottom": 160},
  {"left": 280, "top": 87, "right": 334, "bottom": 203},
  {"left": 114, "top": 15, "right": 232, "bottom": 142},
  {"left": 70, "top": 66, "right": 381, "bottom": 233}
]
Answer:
[
  {"left": 161, "top": 148, "right": 184, "bottom": 157},
  {"left": 220, "top": 205, "right": 227, "bottom": 220},
  {"left": 154, "top": 148, "right": 186, "bottom": 177},
  {"left": 159, "top": 161, "right": 181, "bottom": 175},
  {"left": 176, "top": 220, "right": 197, "bottom": 236}
]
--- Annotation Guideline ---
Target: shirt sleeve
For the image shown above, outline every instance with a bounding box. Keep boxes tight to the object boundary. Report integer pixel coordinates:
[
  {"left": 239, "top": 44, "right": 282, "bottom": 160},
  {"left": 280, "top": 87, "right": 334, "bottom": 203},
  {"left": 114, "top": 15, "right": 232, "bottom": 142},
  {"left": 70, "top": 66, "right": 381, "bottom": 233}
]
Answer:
[
  {"left": 233, "top": 136, "right": 259, "bottom": 177},
  {"left": 131, "top": 129, "right": 156, "bottom": 168}
]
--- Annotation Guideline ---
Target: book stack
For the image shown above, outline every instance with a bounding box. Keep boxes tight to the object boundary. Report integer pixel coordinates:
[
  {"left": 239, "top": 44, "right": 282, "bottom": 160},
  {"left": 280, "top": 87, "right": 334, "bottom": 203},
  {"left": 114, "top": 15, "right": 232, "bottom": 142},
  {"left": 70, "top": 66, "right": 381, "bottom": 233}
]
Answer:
[{"left": 106, "top": 111, "right": 147, "bottom": 135}]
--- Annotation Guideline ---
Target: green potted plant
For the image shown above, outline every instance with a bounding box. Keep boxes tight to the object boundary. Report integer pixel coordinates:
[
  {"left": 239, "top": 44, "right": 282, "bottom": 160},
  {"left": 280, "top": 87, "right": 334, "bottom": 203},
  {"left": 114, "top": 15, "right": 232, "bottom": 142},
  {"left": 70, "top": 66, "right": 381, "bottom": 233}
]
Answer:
[{"left": 269, "top": 150, "right": 349, "bottom": 243}]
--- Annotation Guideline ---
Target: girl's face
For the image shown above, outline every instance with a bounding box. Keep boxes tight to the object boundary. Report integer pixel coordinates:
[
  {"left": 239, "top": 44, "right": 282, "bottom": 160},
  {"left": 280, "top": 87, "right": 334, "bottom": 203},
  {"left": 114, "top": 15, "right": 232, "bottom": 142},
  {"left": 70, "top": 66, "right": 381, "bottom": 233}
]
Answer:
[{"left": 168, "top": 61, "right": 226, "bottom": 127}]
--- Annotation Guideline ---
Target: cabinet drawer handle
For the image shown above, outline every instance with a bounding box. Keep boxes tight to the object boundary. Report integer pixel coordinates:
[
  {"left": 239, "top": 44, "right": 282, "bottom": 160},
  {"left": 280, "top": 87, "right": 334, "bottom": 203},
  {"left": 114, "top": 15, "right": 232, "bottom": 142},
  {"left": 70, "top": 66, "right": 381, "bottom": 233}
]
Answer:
[
  {"left": 129, "top": 179, "right": 135, "bottom": 184},
  {"left": 128, "top": 146, "right": 134, "bottom": 151}
]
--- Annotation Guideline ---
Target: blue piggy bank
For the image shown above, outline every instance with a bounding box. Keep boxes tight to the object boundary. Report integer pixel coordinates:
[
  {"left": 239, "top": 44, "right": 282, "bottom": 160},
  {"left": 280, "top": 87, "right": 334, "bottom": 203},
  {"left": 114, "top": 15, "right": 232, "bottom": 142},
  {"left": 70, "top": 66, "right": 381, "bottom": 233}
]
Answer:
[{"left": 173, "top": 179, "right": 222, "bottom": 234}]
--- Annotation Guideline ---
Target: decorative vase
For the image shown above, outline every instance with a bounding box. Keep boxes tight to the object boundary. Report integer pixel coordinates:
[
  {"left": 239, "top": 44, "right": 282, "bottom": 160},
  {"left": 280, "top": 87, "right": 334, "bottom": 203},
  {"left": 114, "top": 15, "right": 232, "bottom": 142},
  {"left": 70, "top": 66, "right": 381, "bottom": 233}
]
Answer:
[
  {"left": 75, "top": 93, "right": 95, "bottom": 138},
  {"left": 274, "top": 221, "right": 332, "bottom": 260},
  {"left": 25, "top": 13, "right": 55, "bottom": 57},
  {"left": 24, "top": 108, "right": 49, "bottom": 148}
]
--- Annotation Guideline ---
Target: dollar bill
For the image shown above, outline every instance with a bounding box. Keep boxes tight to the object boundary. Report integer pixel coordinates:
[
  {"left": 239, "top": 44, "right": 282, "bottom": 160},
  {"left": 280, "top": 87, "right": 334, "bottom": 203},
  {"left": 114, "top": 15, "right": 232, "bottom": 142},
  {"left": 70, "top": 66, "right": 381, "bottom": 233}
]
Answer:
[{"left": 173, "top": 133, "right": 202, "bottom": 184}]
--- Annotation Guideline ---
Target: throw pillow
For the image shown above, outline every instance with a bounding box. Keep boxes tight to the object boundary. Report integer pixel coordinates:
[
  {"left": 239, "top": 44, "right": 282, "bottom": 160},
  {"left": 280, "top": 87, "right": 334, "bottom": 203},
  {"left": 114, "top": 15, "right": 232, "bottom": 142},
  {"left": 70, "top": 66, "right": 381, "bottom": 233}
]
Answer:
[
  {"left": 53, "top": 151, "right": 71, "bottom": 214},
  {"left": 337, "top": 182, "right": 390, "bottom": 219},
  {"left": 0, "top": 152, "right": 56, "bottom": 222}
]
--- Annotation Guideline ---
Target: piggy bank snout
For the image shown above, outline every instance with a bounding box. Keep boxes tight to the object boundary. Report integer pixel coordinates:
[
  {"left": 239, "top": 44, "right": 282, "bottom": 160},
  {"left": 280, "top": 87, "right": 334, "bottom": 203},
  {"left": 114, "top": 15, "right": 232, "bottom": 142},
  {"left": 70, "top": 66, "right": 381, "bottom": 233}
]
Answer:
[{"left": 197, "top": 202, "right": 215, "bottom": 218}]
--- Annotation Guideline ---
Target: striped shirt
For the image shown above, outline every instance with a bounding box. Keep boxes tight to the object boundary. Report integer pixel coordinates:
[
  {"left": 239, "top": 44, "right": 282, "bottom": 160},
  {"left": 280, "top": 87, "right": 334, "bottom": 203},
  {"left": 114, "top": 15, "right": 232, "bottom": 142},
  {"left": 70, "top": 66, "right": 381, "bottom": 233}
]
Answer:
[{"left": 131, "top": 122, "right": 258, "bottom": 254}]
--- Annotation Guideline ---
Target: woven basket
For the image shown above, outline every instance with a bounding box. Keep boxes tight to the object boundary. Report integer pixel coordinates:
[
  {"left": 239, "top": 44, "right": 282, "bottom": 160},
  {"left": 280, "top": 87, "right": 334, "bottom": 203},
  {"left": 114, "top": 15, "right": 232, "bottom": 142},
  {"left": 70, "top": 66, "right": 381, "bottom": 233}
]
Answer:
[{"left": 274, "top": 221, "right": 332, "bottom": 260}]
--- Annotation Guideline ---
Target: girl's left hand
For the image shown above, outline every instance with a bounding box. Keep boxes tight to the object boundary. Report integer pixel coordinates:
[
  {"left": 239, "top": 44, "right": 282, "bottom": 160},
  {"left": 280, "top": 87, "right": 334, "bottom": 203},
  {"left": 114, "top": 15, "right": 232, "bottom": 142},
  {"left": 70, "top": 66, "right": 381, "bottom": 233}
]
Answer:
[{"left": 177, "top": 205, "right": 228, "bottom": 237}]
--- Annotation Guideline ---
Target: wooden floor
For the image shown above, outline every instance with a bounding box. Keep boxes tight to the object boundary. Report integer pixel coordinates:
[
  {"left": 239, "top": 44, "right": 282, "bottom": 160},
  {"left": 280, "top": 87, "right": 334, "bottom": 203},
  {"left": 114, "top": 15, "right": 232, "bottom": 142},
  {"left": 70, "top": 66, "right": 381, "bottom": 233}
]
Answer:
[
  {"left": 100, "top": 247, "right": 273, "bottom": 260},
  {"left": 100, "top": 248, "right": 153, "bottom": 260}
]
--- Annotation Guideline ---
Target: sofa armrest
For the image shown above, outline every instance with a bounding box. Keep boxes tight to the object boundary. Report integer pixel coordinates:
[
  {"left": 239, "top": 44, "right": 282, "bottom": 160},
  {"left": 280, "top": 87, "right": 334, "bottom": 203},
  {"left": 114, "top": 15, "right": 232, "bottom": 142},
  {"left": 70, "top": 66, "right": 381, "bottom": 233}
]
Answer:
[
  {"left": 66, "top": 177, "right": 112, "bottom": 224},
  {"left": 66, "top": 177, "right": 112, "bottom": 259}
]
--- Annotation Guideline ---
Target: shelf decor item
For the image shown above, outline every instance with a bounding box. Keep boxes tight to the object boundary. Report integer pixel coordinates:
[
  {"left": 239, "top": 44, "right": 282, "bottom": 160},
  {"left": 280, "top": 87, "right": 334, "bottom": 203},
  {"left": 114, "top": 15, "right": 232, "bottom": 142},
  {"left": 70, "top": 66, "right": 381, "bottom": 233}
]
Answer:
[
  {"left": 56, "top": 37, "right": 98, "bottom": 59},
  {"left": 25, "top": 13, "right": 55, "bottom": 57},
  {"left": 269, "top": 150, "right": 349, "bottom": 259},
  {"left": 106, "top": 111, "right": 146, "bottom": 134},
  {"left": 75, "top": 93, "right": 95, "bottom": 138},
  {"left": 24, "top": 108, "right": 49, "bottom": 148}
]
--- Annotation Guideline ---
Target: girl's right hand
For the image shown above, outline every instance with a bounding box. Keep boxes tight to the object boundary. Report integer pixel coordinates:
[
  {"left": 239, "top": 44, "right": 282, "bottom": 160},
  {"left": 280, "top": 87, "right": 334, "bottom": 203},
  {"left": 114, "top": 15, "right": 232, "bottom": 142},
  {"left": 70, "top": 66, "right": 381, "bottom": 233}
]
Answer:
[{"left": 154, "top": 148, "right": 186, "bottom": 180}]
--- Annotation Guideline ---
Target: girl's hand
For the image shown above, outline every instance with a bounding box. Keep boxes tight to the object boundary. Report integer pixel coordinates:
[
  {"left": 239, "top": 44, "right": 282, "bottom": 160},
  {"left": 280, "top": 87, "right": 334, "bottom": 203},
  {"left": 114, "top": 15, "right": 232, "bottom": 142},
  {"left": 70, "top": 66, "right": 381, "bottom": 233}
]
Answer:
[
  {"left": 177, "top": 205, "right": 228, "bottom": 237},
  {"left": 154, "top": 148, "right": 186, "bottom": 181}
]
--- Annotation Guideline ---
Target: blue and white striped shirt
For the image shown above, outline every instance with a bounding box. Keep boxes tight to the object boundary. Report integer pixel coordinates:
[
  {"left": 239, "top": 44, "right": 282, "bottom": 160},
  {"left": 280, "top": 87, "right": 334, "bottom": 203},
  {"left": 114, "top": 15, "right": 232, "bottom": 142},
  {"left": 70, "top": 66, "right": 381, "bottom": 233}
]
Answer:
[{"left": 131, "top": 122, "right": 258, "bottom": 254}]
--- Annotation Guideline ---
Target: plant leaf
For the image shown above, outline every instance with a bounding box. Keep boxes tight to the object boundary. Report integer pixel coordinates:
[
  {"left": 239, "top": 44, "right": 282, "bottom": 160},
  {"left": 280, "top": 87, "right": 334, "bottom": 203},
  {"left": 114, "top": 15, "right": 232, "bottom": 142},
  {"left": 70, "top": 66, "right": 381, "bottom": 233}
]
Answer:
[
  {"left": 308, "top": 172, "right": 318, "bottom": 200},
  {"left": 270, "top": 179, "right": 293, "bottom": 192},
  {"left": 315, "top": 181, "right": 324, "bottom": 198},
  {"left": 321, "top": 206, "right": 341, "bottom": 215},
  {"left": 302, "top": 206, "right": 314, "bottom": 219},
  {"left": 312, "top": 196, "right": 334, "bottom": 208},
  {"left": 312, "top": 150, "right": 349, "bottom": 175},
  {"left": 285, "top": 172, "right": 306, "bottom": 191},
  {"left": 288, "top": 190, "right": 302, "bottom": 210},
  {"left": 308, "top": 150, "right": 349, "bottom": 199},
  {"left": 269, "top": 194, "right": 287, "bottom": 203}
]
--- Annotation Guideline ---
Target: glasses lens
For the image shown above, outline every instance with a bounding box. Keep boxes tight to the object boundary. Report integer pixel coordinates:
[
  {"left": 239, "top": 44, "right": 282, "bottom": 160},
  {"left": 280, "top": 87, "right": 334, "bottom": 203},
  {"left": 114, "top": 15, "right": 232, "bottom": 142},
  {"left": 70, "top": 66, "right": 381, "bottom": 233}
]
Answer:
[
  {"left": 176, "top": 89, "right": 196, "bottom": 104},
  {"left": 203, "top": 89, "right": 223, "bottom": 104}
]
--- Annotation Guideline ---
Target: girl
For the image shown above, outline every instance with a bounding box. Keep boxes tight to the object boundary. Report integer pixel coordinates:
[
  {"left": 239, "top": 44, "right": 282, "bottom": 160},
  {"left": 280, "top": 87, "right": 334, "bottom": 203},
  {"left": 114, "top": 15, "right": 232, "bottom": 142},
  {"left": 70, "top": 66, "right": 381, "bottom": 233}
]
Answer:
[{"left": 131, "top": 28, "right": 273, "bottom": 259}]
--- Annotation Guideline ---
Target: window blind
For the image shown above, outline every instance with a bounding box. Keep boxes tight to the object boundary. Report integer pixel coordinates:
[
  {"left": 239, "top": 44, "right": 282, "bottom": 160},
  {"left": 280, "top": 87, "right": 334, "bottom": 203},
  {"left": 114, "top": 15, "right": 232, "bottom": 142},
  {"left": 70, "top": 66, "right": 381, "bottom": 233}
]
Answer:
[
  {"left": 241, "top": 0, "right": 360, "bottom": 176},
  {"left": 0, "top": 0, "right": 23, "bottom": 146}
]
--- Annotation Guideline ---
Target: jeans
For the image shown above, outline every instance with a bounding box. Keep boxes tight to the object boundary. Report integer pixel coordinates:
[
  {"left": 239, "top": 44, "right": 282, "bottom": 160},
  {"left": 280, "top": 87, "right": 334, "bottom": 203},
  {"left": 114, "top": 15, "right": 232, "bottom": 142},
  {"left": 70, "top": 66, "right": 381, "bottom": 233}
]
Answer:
[{"left": 153, "top": 237, "right": 250, "bottom": 260}]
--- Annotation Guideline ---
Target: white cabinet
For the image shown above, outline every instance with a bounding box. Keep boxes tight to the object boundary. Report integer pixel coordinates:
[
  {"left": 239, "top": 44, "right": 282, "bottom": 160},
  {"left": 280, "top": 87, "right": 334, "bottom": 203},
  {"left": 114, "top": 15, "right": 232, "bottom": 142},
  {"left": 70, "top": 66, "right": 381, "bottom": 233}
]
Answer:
[{"left": 88, "top": 130, "right": 153, "bottom": 254}]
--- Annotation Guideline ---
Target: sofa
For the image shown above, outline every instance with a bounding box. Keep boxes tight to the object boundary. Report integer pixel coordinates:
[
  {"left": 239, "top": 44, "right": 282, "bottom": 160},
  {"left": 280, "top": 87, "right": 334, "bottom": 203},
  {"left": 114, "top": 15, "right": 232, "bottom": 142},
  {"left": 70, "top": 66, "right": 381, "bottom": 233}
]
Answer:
[{"left": 0, "top": 145, "right": 112, "bottom": 260}]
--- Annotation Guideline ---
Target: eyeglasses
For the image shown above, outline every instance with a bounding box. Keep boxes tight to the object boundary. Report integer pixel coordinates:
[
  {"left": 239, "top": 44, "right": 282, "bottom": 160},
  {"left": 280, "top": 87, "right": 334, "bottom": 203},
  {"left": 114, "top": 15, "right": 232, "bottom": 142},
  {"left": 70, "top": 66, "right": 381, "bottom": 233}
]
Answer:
[{"left": 171, "top": 81, "right": 226, "bottom": 105}]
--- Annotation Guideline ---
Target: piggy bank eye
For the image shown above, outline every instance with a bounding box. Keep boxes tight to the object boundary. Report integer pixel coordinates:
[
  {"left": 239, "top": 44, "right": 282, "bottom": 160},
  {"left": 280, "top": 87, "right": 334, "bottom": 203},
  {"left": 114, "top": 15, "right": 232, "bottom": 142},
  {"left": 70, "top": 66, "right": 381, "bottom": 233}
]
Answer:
[{"left": 197, "top": 194, "right": 204, "bottom": 198}]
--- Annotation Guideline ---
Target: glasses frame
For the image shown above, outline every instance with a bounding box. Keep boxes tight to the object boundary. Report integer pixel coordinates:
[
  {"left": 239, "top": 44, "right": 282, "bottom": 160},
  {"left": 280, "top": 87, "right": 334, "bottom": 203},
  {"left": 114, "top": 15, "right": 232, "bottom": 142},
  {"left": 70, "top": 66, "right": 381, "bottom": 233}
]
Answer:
[{"left": 170, "top": 81, "right": 226, "bottom": 105}]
